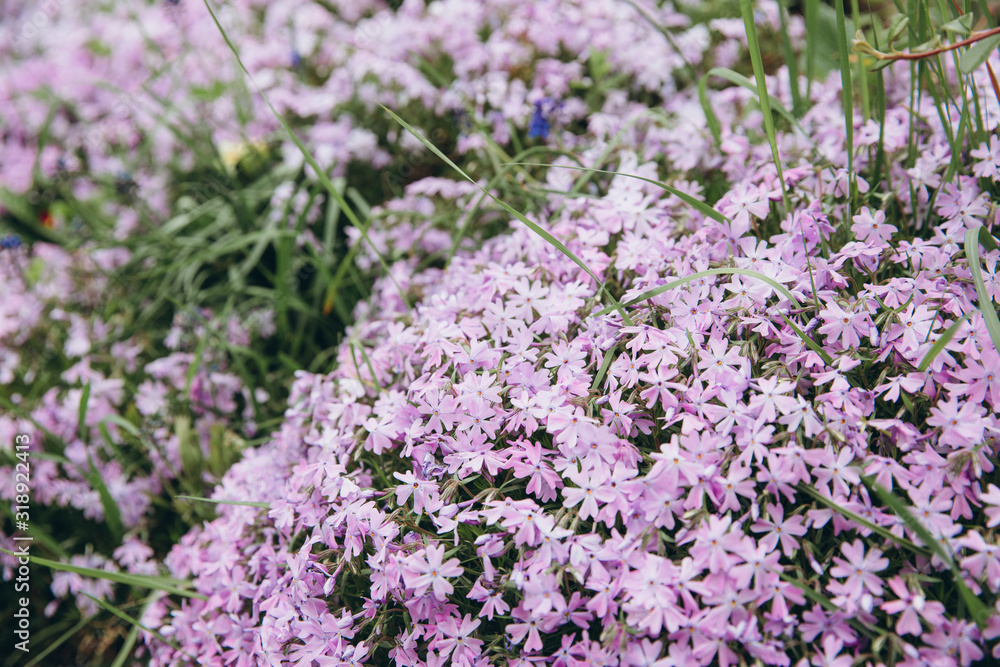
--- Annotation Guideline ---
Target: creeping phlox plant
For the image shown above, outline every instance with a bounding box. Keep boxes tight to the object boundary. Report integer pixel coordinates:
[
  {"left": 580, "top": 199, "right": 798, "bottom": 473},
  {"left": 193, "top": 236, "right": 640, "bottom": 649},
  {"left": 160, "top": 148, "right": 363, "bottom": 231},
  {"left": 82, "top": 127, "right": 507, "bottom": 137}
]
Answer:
[
  {"left": 136, "top": 6, "right": 1000, "bottom": 667},
  {"left": 2, "top": 0, "right": 1000, "bottom": 666}
]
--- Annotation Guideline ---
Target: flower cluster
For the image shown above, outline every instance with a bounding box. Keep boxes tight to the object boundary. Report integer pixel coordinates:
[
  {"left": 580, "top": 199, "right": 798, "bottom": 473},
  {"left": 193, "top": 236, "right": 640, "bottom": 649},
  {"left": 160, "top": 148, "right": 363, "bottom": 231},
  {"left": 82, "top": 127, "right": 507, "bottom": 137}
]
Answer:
[
  {"left": 2, "top": 0, "right": 1000, "bottom": 666},
  {"left": 138, "top": 6, "right": 1000, "bottom": 667}
]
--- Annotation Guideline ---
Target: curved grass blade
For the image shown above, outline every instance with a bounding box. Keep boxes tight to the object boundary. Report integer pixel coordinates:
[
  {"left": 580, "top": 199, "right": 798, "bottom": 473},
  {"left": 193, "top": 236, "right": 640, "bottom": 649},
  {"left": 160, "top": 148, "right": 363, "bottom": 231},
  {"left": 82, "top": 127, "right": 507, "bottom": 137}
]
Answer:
[
  {"left": 739, "top": 0, "right": 790, "bottom": 209},
  {"left": 917, "top": 313, "right": 970, "bottom": 371},
  {"left": 779, "top": 312, "right": 834, "bottom": 366},
  {"left": 863, "top": 477, "right": 991, "bottom": 629},
  {"left": 797, "top": 483, "right": 928, "bottom": 555},
  {"left": 0, "top": 550, "right": 205, "bottom": 600},
  {"left": 176, "top": 495, "right": 268, "bottom": 509},
  {"left": 965, "top": 225, "right": 1000, "bottom": 354},
  {"left": 448, "top": 146, "right": 582, "bottom": 263},
  {"left": 833, "top": 0, "right": 855, "bottom": 204},
  {"left": 595, "top": 267, "right": 803, "bottom": 316},
  {"left": 202, "top": 0, "right": 410, "bottom": 312},
  {"left": 504, "top": 162, "right": 729, "bottom": 225},
  {"left": 703, "top": 68, "right": 813, "bottom": 142},
  {"left": 382, "top": 106, "right": 633, "bottom": 326},
  {"left": 19, "top": 613, "right": 98, "bottom": 667}
]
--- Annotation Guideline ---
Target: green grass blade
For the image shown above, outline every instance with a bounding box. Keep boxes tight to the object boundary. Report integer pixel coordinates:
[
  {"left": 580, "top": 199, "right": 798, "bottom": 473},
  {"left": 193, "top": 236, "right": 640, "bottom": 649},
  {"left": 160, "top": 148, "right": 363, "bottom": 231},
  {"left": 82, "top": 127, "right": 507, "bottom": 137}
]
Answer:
[
  {"left": 778, "top": 572, "right": 877, "bottom": 639},
  {"left": 82, "top": 593, "right": 194, "bottom": 660},
  {"left": 834, "top": 0, "right": 856, "bottom": 205},
  {"left": 594, "top": 267, "right": 803, "bottom": 316},
  {"left": 739, "top": 0, "right": 790, "bottom": 209},
  {"left": 917, "top": 313, "right": 970, "bottom": 371},
  {"left": 78, "top": 382, "right": 91, "bottom": 444},
  {"left": 863, "top": 478, "right": 991, "bottom": 628},
  {"left": 806, "top": 0, "right": 820, "bottom": 98},
  {"left": 698, "top": 74, "right": 723, "bottom": 145},
  {"left": 175, "top": 495, "right": 269, "bottom": 508},
  {"left": 201, "top": 0, "right": 410, "bottom": 312},
  {"left": 0, "top": 550, "right": 205, "bottom": 599},
  {"left": 798, "top": 483, "right": 929, "bottom": 555},
  {"left": 705, "top": 68, "right": 816, "bottom": 144},
  {"left": 101, "top": 414, "right": 141, "bottom": 438},
  {"left": 381, "top": 106, "right": 633, "bottom": 325},
  {"left": 18, "top": 613, "right": 98, "bottom": 667},
  {"left": 965, "top": 225, "right": 1000, "bottom": 354},
  {"left": 504, "top": 162, "right": 729, "bottom": 224},
  {"left": 591, "top": 343, "right": 620, "bottom": 393},
  {"left": 778, "top": 0, "right": 803, "bottom": 114},
  {"left": 779, "top": 312, "right": 835, "bottom": 366},
  {"left": 86, "top": 463, "right": 125, "bottom": 543},
  {"left": 449, "top": 146, "right": 582, "bottom": 263}
]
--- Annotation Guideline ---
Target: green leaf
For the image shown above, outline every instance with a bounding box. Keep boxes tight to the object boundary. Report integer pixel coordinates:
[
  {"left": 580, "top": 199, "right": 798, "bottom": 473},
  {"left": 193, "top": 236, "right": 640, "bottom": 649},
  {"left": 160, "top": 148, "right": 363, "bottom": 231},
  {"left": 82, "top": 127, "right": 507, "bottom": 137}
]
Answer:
[
  {"left": 201, "top": 0, "right": 410, "bottom": 312},
  {"left": 101, "top": 414, "right": 141, "bottom": 438},
  {"left": 868, "top": 58, "right": 896, "bottom": 72},
  {"left": 78, "top": 382, "right": 91, "bottom": 444},
  {"left": 175, "top": 495, "right": 268, "bottom": 509},
  {"left": 965, "top": 226, "right": 1000, "bottom": 355},
  {"left": 960, "top": 34, "right": 1000, "bottom": 74},
  {"left": 798, "top": 483, "right": 929, "bottom": 555},
  {"left": 917, "top": 313, "right": 970, "bottom": 371},
  {"left": 863, "top": 478, "right": 991, "bottom": 629},
  {"left": 594, "top": 267, "right": 803, "bottom": 316},
  {"left": 381, "top": 107, "right": 633, "bottom": 325},
  {"left": 505, "top": 162, "right": 729, "bottom": 225},
  {"left": 886, "top": 14, "right": 911, "bottom": 44},
  {"left": 940, "top": 14, "right": 973, "bottom": 37},
  {"left": 82, "top": 593, "right": 194, "bottom": 661},
  {"left": 591, "top": 343, "right": 620, "bottom": 393},
  {"left": 738, "top": 0, "right": 790, "bottom": 209},
  {"left": 109, "top": 597, "right": 158, "bottom": 667},
  {"left": 698, "top": 74, "right": 722, "bottom": 145},
  {"left": 87, "top": 464, "right": 125, "bottom": 543},
  {"left": 0, "top": 550, "right": 205, "bottom": 599},
  {"left": 779, "top": 312, "right": 835, "bottom": 366}
]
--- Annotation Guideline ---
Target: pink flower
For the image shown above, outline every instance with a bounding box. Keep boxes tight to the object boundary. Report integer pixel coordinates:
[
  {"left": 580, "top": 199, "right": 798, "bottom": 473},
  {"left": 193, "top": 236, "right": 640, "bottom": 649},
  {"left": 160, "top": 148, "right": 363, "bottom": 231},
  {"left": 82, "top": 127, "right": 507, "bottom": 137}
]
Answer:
[
  {"left": 851, "top": 206, "right": 896, "bottom": 244},
  {"left": 818, "top": 301, "right": 870, "bottom": 349},
  {"left": 810, "top": 636, "right": 853, "bottom": 667},
  {"left": 829, "top": 539, "right": 888, "bottom": 597},
  {"left": 881, "top": 576, "right": 946, "bottom": 636},
  {"left": 404, "top": 544, "right": 463, "bottom": 600},
  {"left": 926, "top": 397, "right": 987, "bottom": 448},
  {"left": 980, "top": 485, "right": 1000, "bottom": 529},
  {"left": 433, "top": 614, "right": 483, "bottom": 667},
  {"left": 506, "top": 607, "right": 544, "bottom": 652},
  {"left": 752, "top": 503, "right": 808, "bottom": 557}
]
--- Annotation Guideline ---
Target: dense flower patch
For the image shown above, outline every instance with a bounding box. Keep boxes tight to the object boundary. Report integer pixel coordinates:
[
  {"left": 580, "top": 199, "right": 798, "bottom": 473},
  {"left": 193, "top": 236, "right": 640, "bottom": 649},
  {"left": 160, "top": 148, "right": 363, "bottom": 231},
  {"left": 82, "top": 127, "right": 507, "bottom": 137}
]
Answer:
[{"left": 3, "top": 0, "right": 1000, "bottom": 666}]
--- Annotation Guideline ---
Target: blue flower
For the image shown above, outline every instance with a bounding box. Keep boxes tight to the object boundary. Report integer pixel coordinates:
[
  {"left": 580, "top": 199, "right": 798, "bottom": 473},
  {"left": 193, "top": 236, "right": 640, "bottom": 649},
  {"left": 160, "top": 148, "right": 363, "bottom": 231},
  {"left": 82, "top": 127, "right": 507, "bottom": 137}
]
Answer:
[
  {"left": 0, "top": 234, "right": 23, "bottom": 250},
  {"left": 291, "top": 50, "right": 302, "bottom": 69},
  {"left": 527, "top": 100, "right": 550, "bottom": 140}
]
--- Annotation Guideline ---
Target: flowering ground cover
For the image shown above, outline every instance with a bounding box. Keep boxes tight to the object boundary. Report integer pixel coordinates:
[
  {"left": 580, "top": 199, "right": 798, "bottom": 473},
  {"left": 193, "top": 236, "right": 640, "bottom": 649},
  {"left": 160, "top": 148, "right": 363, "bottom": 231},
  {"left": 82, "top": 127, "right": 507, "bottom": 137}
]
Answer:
[{"left": 2, "top": 0, "right": 1000, "bottom": 666}]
